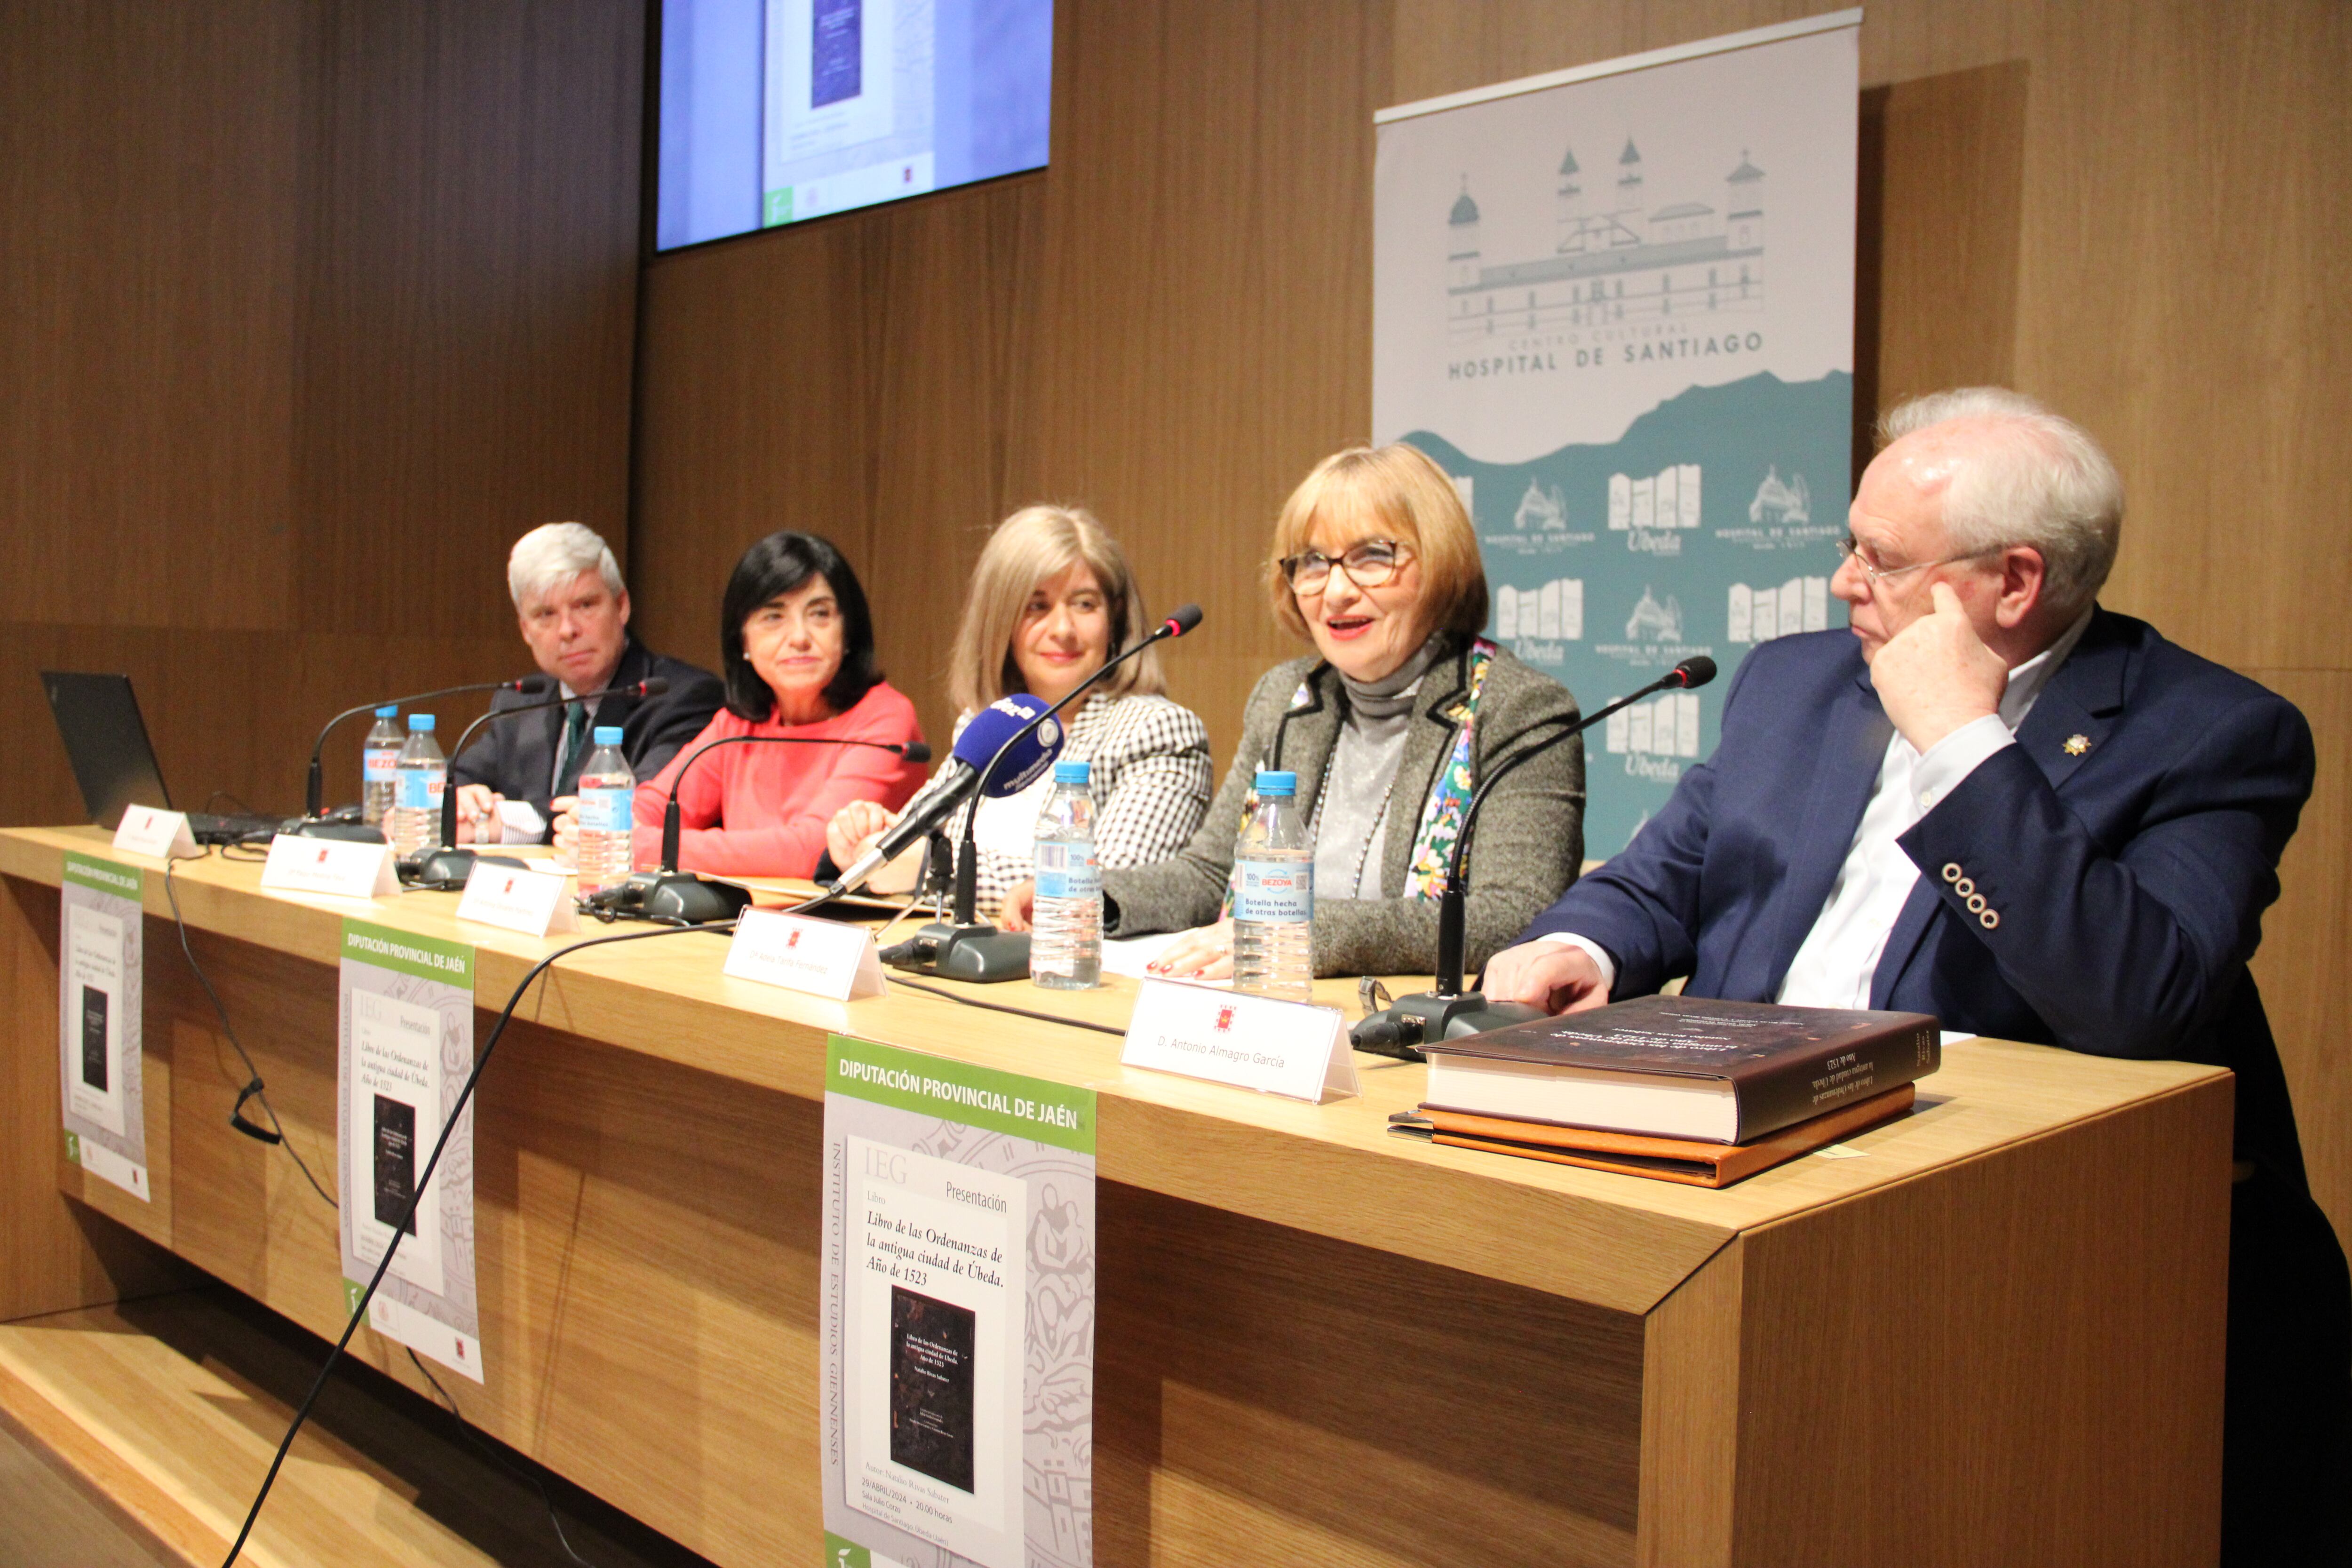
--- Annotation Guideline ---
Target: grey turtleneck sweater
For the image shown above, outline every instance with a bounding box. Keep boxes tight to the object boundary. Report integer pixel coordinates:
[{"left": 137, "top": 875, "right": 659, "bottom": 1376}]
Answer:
[{"left": 1311, "top": 636, "right": 1442, "bottom": 902}]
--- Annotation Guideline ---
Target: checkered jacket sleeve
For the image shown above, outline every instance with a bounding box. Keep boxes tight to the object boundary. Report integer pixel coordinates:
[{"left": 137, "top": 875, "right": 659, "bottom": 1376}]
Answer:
[{"left": 952, "top": 695, "right": 1214, "bottom": 918}]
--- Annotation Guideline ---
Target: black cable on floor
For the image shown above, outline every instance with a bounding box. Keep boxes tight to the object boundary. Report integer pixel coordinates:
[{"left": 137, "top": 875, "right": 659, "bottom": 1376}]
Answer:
[
  {"left": 162, "top": 852, "right": 340, "bottom": 1211},
  {"left": 219, "top": 917, "right": 739, "bottom": 1568},
  {"left": 405, "top": 1347, "right": 601, "bottom": 1568}
]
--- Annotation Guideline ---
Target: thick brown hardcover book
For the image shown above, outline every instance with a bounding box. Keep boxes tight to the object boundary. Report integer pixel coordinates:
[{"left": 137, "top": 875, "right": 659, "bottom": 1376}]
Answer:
[
  {"left": 1387, "top": 1082, "right": 1918, "bottom": 1188},
  {"left": 1419, "top": 994, "right": 1940, "bottom": 1143}
]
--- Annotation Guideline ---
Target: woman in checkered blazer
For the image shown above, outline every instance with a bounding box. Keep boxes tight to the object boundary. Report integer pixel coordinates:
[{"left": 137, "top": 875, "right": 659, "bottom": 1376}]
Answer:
[{"left": 823, "top": 506, "right": 1212, "bottom": 918}]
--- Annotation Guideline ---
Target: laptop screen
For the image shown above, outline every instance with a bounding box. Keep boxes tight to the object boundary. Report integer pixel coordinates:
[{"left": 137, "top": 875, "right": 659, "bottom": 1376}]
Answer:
[{"left": 40, "top": 671, "right": 175, "bottom": 831}]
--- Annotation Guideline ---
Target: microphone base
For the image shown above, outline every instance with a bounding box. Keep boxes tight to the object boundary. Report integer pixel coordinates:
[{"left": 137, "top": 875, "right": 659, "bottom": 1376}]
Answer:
[
  {"left": 1348, "top": 991, "right": 1549, "bottom": 1061},
  {"left": 586, "top": 870, "right": 755, "bottom": 925},
  {"left": 880, "top": 921, "right": 1032, "bottom": 983},
  {"left": 402, "top": 847, "right": 528, "bottom": 891}
]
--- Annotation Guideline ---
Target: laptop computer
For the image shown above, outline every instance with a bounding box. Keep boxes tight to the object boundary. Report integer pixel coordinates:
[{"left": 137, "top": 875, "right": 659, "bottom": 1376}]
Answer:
[{"left": 40, "top": 671, "right": 282, "bottom": 844}]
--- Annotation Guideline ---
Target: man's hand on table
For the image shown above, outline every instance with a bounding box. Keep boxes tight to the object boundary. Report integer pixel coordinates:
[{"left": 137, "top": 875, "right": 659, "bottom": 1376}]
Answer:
[
  {"left": 1481, "top": 939, "right": 1612, "bottom": 1015},
  {"left": 453, "top": 783, "right": 502, "bottom": 845}
]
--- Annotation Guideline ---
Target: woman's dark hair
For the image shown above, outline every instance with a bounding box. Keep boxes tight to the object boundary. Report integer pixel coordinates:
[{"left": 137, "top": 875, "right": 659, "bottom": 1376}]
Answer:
[{"left": 719, "top": 531, "right": 884, "bottom": 721}]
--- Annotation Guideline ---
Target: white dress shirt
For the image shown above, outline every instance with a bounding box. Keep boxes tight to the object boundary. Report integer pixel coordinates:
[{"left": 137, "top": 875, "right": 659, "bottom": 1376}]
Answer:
[{"left": 1551, "top": 610, "right": 2094, "bottom": 1007}]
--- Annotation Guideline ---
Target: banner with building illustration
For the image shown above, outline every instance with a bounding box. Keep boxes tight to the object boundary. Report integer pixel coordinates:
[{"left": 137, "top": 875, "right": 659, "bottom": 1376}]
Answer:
[{"left": 1374, "top": 12, "right": 1859, "bottom": 853}]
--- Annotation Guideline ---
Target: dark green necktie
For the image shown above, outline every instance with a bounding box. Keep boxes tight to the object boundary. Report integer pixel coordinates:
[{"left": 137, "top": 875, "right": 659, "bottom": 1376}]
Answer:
[{"left": 555, "top": 701, "right": 588, "bottom": 784}]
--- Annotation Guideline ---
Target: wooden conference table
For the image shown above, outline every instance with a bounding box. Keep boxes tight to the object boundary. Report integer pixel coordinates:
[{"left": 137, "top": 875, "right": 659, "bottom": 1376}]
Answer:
[{"left": 0, "top": 825, "right": 2230, "bottom": 1567}]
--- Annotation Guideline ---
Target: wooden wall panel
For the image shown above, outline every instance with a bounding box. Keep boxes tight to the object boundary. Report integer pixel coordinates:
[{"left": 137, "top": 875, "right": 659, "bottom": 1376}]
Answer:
[
  {"left": 0, "top": 1, "right": 303, "bottom": 633},
  {"left": 0, "top": 0, "right": 646, "bottom": 827},
  {"left": 633, "top": 0, "right": 2351, "bottom": 1250}
]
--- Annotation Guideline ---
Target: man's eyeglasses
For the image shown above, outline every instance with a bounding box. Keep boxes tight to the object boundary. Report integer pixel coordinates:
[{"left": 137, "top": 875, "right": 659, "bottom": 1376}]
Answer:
[
  {"left": 1281, "top": 538, "right": 1410, "bottom": 593},
  {"left": 1834, "top": 534, "right": 1999, "bottom": 589}
]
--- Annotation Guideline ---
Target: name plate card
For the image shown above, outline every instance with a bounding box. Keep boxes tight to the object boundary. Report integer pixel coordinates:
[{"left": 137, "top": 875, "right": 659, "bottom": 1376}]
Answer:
[
  {"left": 453, "top": 860, "right": 578, "bottom": 936},
  {"left": 1121, "top": 978, "right": 1359, "bottom": 1103},
  {"left": 723, "top": 909, "right": 887, "bottom": 1001},
  {"left": 259, "top": 833, "right": 398, "bottom": 899},
  {"left": 111, "top": 805, "right": 198, "bottom": 860}
]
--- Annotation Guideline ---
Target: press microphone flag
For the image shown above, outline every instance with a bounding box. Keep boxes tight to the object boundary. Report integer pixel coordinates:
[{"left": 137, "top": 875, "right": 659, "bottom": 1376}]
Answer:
[{"left": 829, "top": 695, "right": 1062, "bottom": 893}]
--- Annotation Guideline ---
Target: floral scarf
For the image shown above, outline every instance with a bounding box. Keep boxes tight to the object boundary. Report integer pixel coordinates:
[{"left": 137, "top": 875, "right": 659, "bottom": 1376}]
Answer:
[{"left": 1227, "top": 637, "right": 1497, "bottom": 908}]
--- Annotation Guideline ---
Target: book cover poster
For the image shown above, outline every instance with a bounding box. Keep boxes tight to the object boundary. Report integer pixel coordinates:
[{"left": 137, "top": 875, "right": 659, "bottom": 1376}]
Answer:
[
  {"left": 336, "top": 920, "right": 482, "bottom": 1381},
  {"left": 822, "top": 1035, "right": 1097, "bottom": 1568},
  {"left": 57, "top": 852, "right": 148, "bottom": 1201},
  {"left": 1374, "top": 14, "right": 1859, "bottom": 854}
]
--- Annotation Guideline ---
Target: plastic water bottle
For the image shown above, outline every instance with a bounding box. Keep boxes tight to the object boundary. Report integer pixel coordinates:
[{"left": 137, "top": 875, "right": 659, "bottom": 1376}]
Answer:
[
  {"left": 360, "top": 706, "right": 402, "bottom": 826},
  {"left": 1232, "top": 770, "right": 1315, "bottom": 1001},
  {"left": 1031, "top": 760, "right": 1101, "bottom": 990},
  {"left": 573, "top": 725, "right": 636, "bottom": 895},
  {"left": 388, "top": 715, "right": 446, "bottom": 857}
]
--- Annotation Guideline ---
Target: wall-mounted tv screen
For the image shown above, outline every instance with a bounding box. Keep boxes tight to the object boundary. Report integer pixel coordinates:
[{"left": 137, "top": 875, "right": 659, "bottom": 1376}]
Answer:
[{"left": 656, "top": 0, "right": 1053, "bottom": 252}]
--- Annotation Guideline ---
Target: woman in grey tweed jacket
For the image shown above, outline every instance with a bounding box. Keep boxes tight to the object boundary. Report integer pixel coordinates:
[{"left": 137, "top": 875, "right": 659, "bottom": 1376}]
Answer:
[{"left": 1073, "top": 443, "right": 1585, "bottom": 979}]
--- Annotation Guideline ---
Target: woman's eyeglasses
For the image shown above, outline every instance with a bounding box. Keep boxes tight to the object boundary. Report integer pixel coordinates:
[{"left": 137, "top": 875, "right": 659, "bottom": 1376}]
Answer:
[{"left": 1280, "top": 538, "right": 1410, "bottom": 593}]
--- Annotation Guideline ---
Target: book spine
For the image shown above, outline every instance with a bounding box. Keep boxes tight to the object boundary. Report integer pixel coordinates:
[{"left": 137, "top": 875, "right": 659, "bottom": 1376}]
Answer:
[{"left": 1733, "top": 1022, "right": 1940, "bottom": 1141}]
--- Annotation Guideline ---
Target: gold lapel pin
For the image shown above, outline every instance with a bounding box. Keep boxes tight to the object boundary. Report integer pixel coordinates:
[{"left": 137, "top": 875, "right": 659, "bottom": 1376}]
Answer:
[{"left": 2063, "top": 733, "right": 2091, "bottom": 756}]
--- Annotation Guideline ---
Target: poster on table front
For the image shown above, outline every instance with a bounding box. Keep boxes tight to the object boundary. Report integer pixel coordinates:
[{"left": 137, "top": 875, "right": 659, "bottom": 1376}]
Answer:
[
  {"left": 58, "top": 852, "right": 150, "bottom": 1201},
  {"left": 820, "top": 1035, "right": 1097, "bottom": 1568},
  {"left": 1375, "top": 12, "right": 1860, "bottom": 854},
  {"left": 336, "top": 919, "right": 485, "bottom": 1381}
]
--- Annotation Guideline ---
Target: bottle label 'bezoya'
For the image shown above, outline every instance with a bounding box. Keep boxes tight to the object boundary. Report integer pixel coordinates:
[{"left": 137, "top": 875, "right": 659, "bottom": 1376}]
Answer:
[{"left": 1234, "top": 858, "right": 1312, "bottom": 923}]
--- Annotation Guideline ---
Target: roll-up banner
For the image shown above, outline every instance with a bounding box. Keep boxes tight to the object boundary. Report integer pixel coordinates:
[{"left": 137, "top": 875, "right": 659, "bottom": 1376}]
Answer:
[
  {"left": 1375, "top": 11, "right": 1860, "bottom": 853},
  {"left": 59, "top": 852, "right": 150, "bottom": 1201},
  {"left": 337, "top": 919, "right": 484, "bottom": 1381},
  {"left": 820, "top": 1035, "right": 1097, "bottom": 1568}
]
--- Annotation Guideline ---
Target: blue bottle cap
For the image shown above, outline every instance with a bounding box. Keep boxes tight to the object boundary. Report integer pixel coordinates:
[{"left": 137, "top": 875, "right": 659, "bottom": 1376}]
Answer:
[
  {"left": 375, "top": 705, "right": 397, "bottom": 718},
  {"left": 1254, "top": 770, "right": 1298, "bottom": 796},
  {"left": 409, "top": 714, "right": 436, "bottom": 732},
  {"left": 1052, "top": 760, "right": 1091, "bottom": 786},
  {"left": 593, "top": 725, "right": 624, "bottom": 746}
]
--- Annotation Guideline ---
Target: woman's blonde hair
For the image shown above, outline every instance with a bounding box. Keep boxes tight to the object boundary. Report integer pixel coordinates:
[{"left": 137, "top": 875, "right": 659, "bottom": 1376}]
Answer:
[
  {"left": 947, "top": 505, "right": 1167, "bottom": 715},
  {"left": 1263, "top": 444, "right": 1489, "bottom": 642}
]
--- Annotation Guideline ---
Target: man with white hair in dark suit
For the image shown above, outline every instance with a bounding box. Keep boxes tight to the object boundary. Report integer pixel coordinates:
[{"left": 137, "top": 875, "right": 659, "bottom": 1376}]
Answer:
[
  {"left": 449, "top": 522, "right": 723, "bottom": 844},
  {"left": 1486, "top": 389, "right": 2348, "bottom": 1563}
]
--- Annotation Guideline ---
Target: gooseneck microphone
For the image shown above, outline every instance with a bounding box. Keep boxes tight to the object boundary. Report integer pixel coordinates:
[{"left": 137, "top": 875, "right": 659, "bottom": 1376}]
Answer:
[
  {"left": 302, "top": 676, "right": 553, "bottom": 822},
  {"left": 1351, "top": 655, "right": 1717, "bottom": 1059},
  {"left": 865, "top": 604, "right": 1203, "bottom": 985},
  {"left": 405, "top": 678, "right": 674, "bottom": 888},
  {"left": 585, "top": 729, "right": 931, "bottom": 925}
]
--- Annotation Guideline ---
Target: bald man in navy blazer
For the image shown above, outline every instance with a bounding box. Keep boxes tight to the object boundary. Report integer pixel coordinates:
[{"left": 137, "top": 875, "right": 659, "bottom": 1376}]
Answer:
[{"left": 1486, "top": 390, "right": 2346, "bottom": 1562}]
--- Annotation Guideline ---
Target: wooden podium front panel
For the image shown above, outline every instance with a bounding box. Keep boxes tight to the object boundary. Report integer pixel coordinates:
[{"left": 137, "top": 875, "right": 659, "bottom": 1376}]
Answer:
[
  {"left": 1095, "top": 1183, "right": 1645, "bottom": 1567},
  {"left": 6, "top": 903, "right": 1658, "bottom": 1567},
  {"left": 0, "top": 830, "right": 2234, "bottom": 1567},
  {"left": 1637, "top": 1076, "right": 2232, "bottom": 1568}
]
